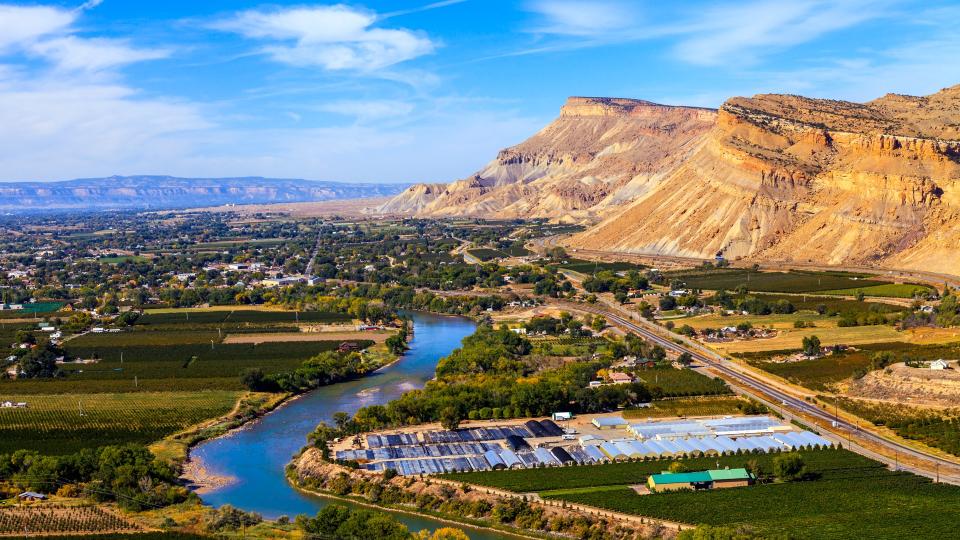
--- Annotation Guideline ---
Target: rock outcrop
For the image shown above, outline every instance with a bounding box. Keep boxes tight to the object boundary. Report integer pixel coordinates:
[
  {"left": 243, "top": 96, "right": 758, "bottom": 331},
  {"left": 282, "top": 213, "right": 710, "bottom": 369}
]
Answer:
[{"left": 381, "top": 85, "right": 960, "bottom": 274}]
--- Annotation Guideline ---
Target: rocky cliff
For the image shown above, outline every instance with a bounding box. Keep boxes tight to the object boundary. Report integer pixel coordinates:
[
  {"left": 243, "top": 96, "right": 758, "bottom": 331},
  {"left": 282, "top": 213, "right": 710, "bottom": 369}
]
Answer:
[
  {"left": 383, "top": 85, "right": 960, "bottom": 274},
  {"left": 0, "top": 176, "right": 408, "bottom": 212},
  {"left": 380, "top": 97, "right": 717, "bottom": 221}
]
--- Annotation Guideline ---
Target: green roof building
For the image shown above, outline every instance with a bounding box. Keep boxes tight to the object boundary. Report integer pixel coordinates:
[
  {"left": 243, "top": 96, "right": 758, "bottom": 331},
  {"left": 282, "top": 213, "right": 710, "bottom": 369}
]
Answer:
[{"left": 648, "top": 468, "right": 753, "bottom": 492}]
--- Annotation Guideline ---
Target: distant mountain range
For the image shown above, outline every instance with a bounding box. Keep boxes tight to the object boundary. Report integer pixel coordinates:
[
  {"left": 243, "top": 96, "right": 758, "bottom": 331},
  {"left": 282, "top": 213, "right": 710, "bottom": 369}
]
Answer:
[{"left": 0, "top": 176, "right": 409, "bottom": 212}]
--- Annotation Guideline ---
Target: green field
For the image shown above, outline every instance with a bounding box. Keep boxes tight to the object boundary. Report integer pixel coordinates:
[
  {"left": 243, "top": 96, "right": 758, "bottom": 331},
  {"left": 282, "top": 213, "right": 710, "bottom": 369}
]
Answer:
[
  {"left": 0, "top": 391, "right": 238, "bottom": 454},
  {"left": 820, "top": 283, "right": 934, "bottom": 298},
  {"left": 826, "top": 397, "right": 960, "bottom": 457},
  {"left": 444, "top": 449, "right": 960, "bottom": 539},
  {"left": 98, "top": 255, "right": 149, "bottom": 264},
  {"left": 137, "top": 309, "right": 351, "bottom": 325},
  {"left": 554, "top": 258, "right": 646, "bottom": 274},
  {"left": 671, "top": 269, "right": 885, "bottom": 293},
  {"left": 441, "top": 448, "right": 835, "bottom": 493},
  {"left": 623, "top": 396, "right": 751, "bottom": 419},
  {"left": 634, "top": 367, "right": 731, "bottom": 398},
  {"left": 542, "top": 450, "right": 958, "bottom": 539},
  {"left": 744, "top": 341, "right": 960, "bottom": 391},
  {"left": 467, "top": 248, "right": 508, "bottom": 261}
]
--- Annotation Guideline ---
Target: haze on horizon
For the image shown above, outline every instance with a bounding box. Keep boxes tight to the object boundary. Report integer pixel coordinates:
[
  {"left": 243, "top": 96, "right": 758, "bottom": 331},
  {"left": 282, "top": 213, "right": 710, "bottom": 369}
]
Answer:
[{"left": 2, "top": 0, "right": 959, "bottom": 184}]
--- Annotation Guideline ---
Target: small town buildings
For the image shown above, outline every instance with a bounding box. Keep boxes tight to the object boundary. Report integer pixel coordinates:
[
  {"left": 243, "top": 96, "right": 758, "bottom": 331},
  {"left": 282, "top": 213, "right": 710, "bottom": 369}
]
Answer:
[
  {"left": 647, "top": 468, "right": 753, "bottom": 492},
  {"left": 338, "top": 342, "right": 361, "bottom": 353},
  {"left": 592, "top": 416, "right": 629, "bottom": 430},
  {"left": 552, "top": 412, "right": 572, "bottom": 421},
  {"left": 1, "top": 401, "right": 28, "bottom": 408},
  {"left": 930, "top": 359, "right": 950, "bottom": 370},
  {"left": 609, "top": 372, "right": 634, "bottom": 384},
  {"left": 17, "top": 491, "right": 47, "bottom": 501}
]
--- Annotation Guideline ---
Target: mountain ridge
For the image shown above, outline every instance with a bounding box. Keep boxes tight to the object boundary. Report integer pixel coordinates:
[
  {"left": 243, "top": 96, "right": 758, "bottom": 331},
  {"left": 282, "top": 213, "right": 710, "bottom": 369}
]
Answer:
[
  {"left": 0, "top": 175, "right": 409, "bottom": 212},
  {"left": 382, "top": 85, "right": 960, "bottom": 275}
]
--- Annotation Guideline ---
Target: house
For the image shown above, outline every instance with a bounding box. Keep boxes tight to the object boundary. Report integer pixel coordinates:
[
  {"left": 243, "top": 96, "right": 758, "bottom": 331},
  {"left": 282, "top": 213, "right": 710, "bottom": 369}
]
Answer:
[
  {"left": 609, "top": 372, "right": 634, "bottom": 384},
  {"left": 18, "top": 491, "right": 47, "bottom": 501},
  {"left": 338, "top": 342, "right": 361, "bottom": 353},
  {"left": 930, "top": 359, "right": 950, "bottom": 370},
  {"left": 592, "top": 416, "right": 628, "bottom": 430},
  {"left": 647, "top": 468, "right": 753, "bottom": 492},
  {"left": 552, "top": 412, "right": 572, "bottom": 421},
  {"left": 511, "top": 327, "right": 527, "bottom": 335},
  {"left": 1, "top": 401, "right": 28, "bottom": 408}
]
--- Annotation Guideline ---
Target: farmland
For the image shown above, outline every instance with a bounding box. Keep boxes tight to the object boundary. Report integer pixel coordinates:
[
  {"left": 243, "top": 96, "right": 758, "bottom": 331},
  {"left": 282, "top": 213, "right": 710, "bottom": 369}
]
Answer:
[
  {"left": 466, "top": 248, "right": 507, "bottom": 261},
  {"left": 542, "top": 450, "right": 960, "bottom": 539},
  {"left": 821, "top": 283, "right": 934, "bottom": 298},
  {"left": 622, "top": 396, "right": 753, "bottom": 419},
  {"left": 633, "top": 367, "right": 731, "bottom": 398},
  {"left": 442, "top": 448, "right": 841, "bottom": 493},
  {"left": 0, "top": 391, "right": 238, "bottom": 454},
  {"left": 708, "top": 324, "right": 905, "bottom": 354},
  {"left": 0, "top": 505, "right": 142, "bottom": 536},
  {"left": 744, "top": 341, "right": 960, "bottom": 391},
  {"left": 825, "top": 397, "right": 960, "bottom": 457},
  {"left": 669, "top": 269, "right": 894, "bottom": 294},
  {"left": 444, "top": 449, "right": 960, "bottom": 540},
  {"left": 553, "top": 258, "right": 646, "bottom": 274}
]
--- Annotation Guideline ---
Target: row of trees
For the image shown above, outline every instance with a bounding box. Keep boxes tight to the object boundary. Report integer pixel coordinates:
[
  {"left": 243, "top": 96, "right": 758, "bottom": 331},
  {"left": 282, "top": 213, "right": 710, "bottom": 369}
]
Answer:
[{"left": 0, "top": 444, "right": 190, "bottom": 511}]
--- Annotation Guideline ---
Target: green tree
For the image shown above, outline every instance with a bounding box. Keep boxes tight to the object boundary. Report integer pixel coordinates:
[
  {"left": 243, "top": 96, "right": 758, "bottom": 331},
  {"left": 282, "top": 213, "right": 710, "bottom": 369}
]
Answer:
[
  {"left": 801, "top": 335, "right": 821, "bottom": 356},
  {"left": 773, "top": 453, "right": 806, "bottom": 482}
]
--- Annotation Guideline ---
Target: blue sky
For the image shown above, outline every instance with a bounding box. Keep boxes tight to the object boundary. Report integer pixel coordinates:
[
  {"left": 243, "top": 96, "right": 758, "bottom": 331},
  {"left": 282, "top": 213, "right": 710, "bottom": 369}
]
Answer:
[{"left": 1, "top": 0, "right": 959, "bottom": 183}]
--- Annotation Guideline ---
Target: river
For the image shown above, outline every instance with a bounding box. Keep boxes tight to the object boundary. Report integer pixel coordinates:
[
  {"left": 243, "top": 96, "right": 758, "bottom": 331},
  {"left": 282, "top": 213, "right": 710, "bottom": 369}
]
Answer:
[{"left": 191, "top": 312, "right": 513, "bottom": 539}]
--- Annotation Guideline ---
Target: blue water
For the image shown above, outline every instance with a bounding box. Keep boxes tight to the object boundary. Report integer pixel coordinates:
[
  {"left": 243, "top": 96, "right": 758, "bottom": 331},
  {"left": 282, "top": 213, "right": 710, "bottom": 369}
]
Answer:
[{"left": 191, "top": 312, "right": 510, "bottom": 538}]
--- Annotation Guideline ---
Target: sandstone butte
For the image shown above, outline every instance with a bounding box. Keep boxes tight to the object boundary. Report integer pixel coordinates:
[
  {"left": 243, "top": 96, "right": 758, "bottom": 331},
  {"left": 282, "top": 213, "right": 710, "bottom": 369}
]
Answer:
[{"left": 380, "top": 85, "right": 960, "bottom": 276}]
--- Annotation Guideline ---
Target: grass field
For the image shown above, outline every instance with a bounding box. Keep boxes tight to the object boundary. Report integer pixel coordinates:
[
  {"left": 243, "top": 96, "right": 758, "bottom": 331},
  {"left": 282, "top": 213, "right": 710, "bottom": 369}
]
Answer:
[
  {"left": 540, "top": 450, "right": 959, "bottom": 539},
  {"left": 554, "top": 258, "right": 645, "bottom": 274},
  {"left": 0, "top": 391, "right": 238, "bottom": 454},
  {"left": 684, "top": 312, "right": 836, "bottom": 331},
  {"left": 99, "top": 255, "right": 149, "bottom": 264},
  {"left": 445, "top": 449, "right": 960, "bottom": 539},
  {"left": 743, "top": 341, "right": 960, "bottom": 391},
  {"left": 670, "top": 269, "right": 886, "bottom": 293},
  {"left": 622, "top": 396, "right": 752, "bottom": 419},
  {"left": 708, "top": 324, "right": 905, "bottom": 353},
  {"left": 820, "top": 283, "right": 934, "bottom": 298},
  {"left": 633, "top": 367, "right": 731, "bottom": 398},
  {"left": 441, "top": 448, "right": 838, "bottom": 493},
  {"left": 467, "top": 248, "right": 508, "bottom": 261}
]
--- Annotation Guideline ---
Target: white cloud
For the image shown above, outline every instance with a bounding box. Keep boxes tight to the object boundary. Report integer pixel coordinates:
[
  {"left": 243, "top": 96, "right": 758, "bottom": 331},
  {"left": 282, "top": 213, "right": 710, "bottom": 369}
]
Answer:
[
  {"left": 29, "top": 36, "right": 169, "bottom": 72},
  {"left": 216, "top": 5, "right": 435, "bottom": 71},
  {"left": 315, "top": 99, "right": 415, "bottom": 121},
  {"left": 526, "top": 0, "right": 638, "bottom": 37},
  {"left": 672, "top": 0, "right": 889, "bottom": 66},
  {"left": 0, "top": 4, "right": 74, "bottom": 51}
]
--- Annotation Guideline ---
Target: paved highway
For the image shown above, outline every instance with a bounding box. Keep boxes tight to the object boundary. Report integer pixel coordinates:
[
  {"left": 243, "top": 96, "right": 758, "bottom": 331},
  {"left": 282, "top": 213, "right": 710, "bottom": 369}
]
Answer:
[{"left": 555, "top": 299, "right": 960, "bottom": 485}]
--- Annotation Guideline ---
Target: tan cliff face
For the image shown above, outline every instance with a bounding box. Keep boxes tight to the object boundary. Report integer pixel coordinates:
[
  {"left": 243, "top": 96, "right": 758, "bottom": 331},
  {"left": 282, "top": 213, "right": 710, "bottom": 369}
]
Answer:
[
  {"left": 379, "top": 97, "right": 717, "bottom": 222},
  {"left": 380, "top": 85, "right": 960, "bottom": 274}
]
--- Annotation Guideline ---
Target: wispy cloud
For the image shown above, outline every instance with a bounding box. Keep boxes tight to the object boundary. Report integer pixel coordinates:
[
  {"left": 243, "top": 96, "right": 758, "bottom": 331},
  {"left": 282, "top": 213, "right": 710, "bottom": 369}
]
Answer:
[
  {"left": 315, "top": 99, "right": 416, "bottom": 122},
  {"left": 29, "top": 36, "right": 169, "bottom": 72},
  {"left": 214, "top": 5, "right": 436, "bottom": 72},
  {"left": 526, "top": 0, "right": 638, "bottom": 37},
  {"left": 671, "top": 0, "right": 890, "bottom": 66},
  {"left": 0, "top": 4, "right": 74, "bottom": 51}
]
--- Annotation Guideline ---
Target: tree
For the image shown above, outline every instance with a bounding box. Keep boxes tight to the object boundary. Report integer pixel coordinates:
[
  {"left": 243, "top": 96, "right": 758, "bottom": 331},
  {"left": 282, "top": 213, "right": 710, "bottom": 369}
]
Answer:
[
  {"left": 773, "top": 453, "right": 806, "bottom": 482},
  {"left": 668, "top": 461, "right": 689, "bottom": 473},
  {"left": 439, "top": 406, "right": 463, "bottom": 430},
  {"left": 801, "top": 335, "right": 821, "bottom": 356},
  {"left": 240, "top": 368, "right": 266, "bottom": 391},
  {"left": 614, "top": 291, "right": 628, "bottom": 304},
  {"left": 591, "top": 315, "right": 606, "bottom": 332},
  {"left": 17, "top": 343, "right": 64, "bottom": 378},
  {"left": 677, "top": 352, "right": 693, "bottom": 366},
  {"left": 659, "top": 295, "right": 677, "bottom": 311},
  {"left": 14, "top": 330, "right": 36, "bottom": 345}
]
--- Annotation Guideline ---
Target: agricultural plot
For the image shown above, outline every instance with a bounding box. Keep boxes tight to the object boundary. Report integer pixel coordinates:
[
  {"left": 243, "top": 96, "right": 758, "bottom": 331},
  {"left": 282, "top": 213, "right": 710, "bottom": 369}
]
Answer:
[
  {"left": 554, "top": 258, "right": 645, "bottom": 274},
  {"left": 0, "top": 505, "right": 142, "bottom": 536},
  {"left": 544, "top": 450, "right": 960, "bottom": 539},
  {"left": 633, "top": 367, "right": 731, "bottom": 398},
  {"left": 671, "top": 269, "right": 885, "bottom": 293},
  {"left": 136, "top": 308, "right": 350, "bottom": 325},
  {"left": 0, "top": 391, "right": 238, "bottom": 454},
  {"left": 708, "top": 324, "right": 904, "bottom": 354},
  {"left": 827, "top": 397, "right": 960, "bottom": 457},
  {"left": 39, "top": 339, "right": 374, "bottom": 394},
  {"left": 623, "top": 396, "right": 751, "bottom": 419},
  {"left": 820, "top": 283, "right": 934, "bottom": 298},
  {"left": 467, "top": 248, "right": 508, "bottom": 261},
  {"left": 442, "top": 448, "right": 838, "bottom": 493},
  {"left": 745, "top": 341, "right": 960, "bottom": 391},
  {"left": 502, "top": 245, "right": 532, "bottom": 257}
]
